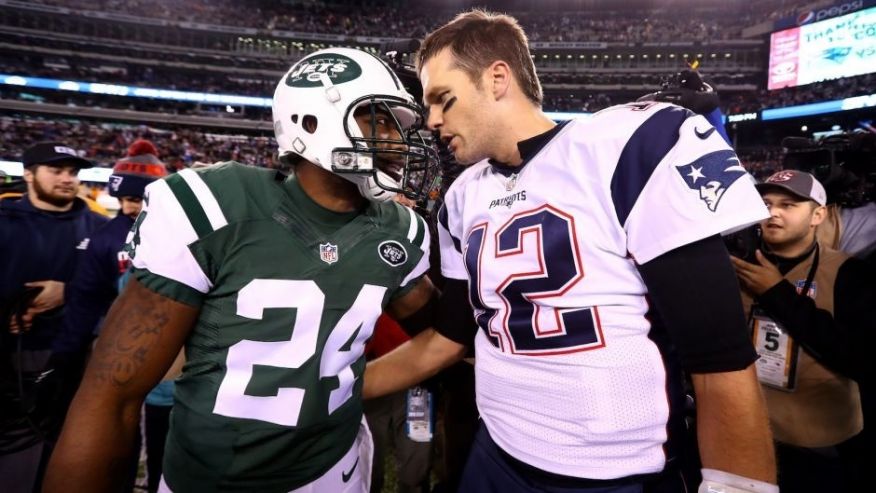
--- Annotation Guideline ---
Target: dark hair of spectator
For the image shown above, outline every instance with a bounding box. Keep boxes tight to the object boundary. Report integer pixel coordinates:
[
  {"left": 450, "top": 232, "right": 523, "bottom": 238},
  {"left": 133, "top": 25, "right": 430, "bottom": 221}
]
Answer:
[{"left": 416, "top": 9, "right": 543, "bottom": 106}]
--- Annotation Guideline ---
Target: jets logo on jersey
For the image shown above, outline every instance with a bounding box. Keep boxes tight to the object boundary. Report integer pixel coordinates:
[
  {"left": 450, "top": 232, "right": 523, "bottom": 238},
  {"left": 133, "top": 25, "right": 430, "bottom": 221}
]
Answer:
[
  {"left": 320, "top": 242, "right": 339, "bottom": 264},
  {"left": 675, "top": 149, "right": 747, "bottom": 212},
  {"left": 378, "top": 241, "right": 407, "bottom": 267},
  {"left": 285, "top": 54, "right": 362, "bottom": 88}
]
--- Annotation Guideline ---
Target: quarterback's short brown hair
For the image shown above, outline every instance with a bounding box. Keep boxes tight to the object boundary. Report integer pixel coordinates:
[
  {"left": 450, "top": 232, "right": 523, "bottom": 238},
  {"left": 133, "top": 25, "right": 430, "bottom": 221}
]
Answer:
[{"left": 417, "top": 9, "right": 543, "bottom": 106}]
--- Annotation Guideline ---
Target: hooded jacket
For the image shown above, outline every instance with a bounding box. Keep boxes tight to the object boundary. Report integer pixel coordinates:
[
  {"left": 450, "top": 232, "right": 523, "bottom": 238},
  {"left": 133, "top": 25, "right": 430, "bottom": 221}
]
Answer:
[
  {"left": 0, "top": 194, "right": 107, "bottom": 350},
  {"left": 52, "top": 213, "right": 135, "bottom": 354}
]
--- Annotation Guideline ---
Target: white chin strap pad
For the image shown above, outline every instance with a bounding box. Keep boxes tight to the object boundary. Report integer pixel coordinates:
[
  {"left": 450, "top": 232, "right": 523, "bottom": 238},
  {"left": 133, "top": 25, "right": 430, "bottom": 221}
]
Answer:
[{"left": 356, "top": 177, "right": 393, "bottom": 202}]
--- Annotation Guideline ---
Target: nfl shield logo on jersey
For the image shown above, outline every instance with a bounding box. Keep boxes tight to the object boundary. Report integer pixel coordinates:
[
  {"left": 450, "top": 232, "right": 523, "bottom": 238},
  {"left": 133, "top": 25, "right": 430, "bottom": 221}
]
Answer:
[{"left": 319, "top": 243, "right": 339, "bottom": 264}]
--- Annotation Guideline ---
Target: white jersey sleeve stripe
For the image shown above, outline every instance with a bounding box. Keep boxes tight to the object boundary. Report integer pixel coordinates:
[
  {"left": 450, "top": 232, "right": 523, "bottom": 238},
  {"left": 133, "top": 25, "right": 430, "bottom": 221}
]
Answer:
[
  {"left": 130, "top": 179, "right": 212, "bottom": 293},
  {"left": 405, "top": 206, "right": 419, "bottom": 243},
  {"left": 178, "top": 168, "right": 228, "bottom": 232},
  {"left": 401, "top": 218, "right": 431, "bottom": 288}
]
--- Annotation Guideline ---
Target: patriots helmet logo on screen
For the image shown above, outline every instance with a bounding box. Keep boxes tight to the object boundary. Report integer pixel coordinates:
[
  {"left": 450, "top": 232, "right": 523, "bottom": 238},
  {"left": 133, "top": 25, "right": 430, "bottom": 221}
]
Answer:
[{"left": 675, "top": 150, "right": 747, "bottom": 212}]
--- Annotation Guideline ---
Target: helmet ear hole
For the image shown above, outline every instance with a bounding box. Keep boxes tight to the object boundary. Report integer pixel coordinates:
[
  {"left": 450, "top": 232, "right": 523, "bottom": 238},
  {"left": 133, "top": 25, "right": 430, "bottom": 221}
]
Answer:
[
  {"left": 291, "top": 114, "right": 299, "bottom": 124},
  {"left": 302, "top": 115, "right": 318, "bottom": 134}
]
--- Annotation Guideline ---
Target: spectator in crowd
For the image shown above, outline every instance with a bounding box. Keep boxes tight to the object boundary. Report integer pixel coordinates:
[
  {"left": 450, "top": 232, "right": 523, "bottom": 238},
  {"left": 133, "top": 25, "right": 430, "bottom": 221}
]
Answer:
[
  {"left": 0, "top": 141, "right": 107, "bottom": 493},
  {"left": 366, "top": 9, "right": 776, "bottom": 493},
  {"left": 731, "top": 170, "right": 872, "bottom": 493}
]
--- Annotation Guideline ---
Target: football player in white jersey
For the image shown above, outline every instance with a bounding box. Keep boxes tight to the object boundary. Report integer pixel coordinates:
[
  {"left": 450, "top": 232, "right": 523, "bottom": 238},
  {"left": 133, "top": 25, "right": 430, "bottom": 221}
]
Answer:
[{"left": 364, "top": 10, "right": 778, "bottom": 493}]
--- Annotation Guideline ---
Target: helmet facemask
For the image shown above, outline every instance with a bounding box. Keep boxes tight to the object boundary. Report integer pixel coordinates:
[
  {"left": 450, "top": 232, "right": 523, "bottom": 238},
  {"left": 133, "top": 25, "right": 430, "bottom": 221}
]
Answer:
[{"left": 332, "top": 95, "right": 439, "bottom": 203}]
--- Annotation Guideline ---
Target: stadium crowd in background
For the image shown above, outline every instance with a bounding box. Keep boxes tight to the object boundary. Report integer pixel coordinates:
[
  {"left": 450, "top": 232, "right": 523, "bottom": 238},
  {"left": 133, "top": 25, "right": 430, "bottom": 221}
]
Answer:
[
  {"left": 4, "top": 48, "right": 874, "bottom": 119},
  {"left": 0, "top": 117, "right": 277, "bottom": 170},
  {"left": 27, "top": 0, "right": 768, "bottom": 40}
]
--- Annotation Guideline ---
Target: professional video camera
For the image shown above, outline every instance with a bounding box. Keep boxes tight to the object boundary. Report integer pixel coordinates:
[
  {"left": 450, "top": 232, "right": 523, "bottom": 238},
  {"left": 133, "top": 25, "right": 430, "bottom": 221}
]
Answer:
[
  {"left": 724, "top": 131, "right": 876, "bottom": 262},
  {"left": 781, "top": 131, "right": 875, "bottom": 208}
]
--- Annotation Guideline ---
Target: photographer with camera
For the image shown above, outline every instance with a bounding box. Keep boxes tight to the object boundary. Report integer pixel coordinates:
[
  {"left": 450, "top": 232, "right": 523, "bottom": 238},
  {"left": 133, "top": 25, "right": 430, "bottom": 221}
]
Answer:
[{"left": 731, "top": 170, "right": 873, "bottom": 493}]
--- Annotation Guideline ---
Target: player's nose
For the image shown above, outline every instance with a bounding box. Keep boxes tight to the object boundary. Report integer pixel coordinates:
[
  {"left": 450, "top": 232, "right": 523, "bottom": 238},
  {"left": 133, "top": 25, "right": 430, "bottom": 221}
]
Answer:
[{"left": 426, "top": 108, "right": 442, "bottom": 131}]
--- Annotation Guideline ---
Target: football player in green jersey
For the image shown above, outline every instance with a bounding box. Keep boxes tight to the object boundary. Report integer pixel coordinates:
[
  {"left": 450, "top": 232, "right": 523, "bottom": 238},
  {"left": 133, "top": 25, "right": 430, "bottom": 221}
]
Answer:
[{"left": 44, "top": 48, "right": 461, "bottom": 493}]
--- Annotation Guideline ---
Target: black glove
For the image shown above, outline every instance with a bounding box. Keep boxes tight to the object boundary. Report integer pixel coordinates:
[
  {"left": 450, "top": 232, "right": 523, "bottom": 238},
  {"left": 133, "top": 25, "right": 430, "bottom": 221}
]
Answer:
[{"left": 637, "top": 69, "right": 720, "bottom": 115}]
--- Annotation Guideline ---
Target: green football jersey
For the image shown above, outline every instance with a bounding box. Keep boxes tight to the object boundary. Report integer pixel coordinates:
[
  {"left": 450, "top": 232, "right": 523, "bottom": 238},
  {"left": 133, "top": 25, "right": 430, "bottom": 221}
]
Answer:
[{"left": 127, "top": 162, "right": 429, "bottom": 492}]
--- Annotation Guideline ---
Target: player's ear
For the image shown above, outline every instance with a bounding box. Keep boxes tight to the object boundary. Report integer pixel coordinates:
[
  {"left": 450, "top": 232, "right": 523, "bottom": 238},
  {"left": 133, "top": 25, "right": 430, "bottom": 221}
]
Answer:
[{"left": 487, "top": 60, "right": 512, "bottom": 100}]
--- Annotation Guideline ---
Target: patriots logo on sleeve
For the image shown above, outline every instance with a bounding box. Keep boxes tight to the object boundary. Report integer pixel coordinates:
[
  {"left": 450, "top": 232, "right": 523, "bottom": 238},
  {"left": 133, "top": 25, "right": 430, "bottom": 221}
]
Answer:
[{"left": 675, "top": 150, "right": 747, "bottom": 212}]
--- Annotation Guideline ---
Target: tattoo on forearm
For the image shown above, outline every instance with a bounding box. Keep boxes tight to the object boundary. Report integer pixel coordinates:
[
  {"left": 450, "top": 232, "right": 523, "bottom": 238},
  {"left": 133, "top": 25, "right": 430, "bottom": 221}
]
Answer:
[{"left": 92, "top": 290, "right": 173, "bottom": 387}]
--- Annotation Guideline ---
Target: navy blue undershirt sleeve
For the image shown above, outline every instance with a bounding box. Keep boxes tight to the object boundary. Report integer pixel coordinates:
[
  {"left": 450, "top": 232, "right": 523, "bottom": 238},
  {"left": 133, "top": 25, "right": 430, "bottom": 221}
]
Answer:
[{"left": 435, "top": 278, "right": 479, "bottom": 346}]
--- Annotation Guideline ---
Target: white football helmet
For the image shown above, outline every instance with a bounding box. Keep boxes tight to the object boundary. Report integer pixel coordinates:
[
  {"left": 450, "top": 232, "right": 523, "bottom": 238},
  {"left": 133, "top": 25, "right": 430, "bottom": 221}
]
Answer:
[{"left": 273, "top": 47, "right": 439, "bottom": 202}]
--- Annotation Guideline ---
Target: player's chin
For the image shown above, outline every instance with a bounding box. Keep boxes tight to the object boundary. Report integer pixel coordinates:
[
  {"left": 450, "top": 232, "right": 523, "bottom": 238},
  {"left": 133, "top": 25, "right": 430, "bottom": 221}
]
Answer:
[{"left": 451, "top": 148, "right": 479, "bottom": 166}]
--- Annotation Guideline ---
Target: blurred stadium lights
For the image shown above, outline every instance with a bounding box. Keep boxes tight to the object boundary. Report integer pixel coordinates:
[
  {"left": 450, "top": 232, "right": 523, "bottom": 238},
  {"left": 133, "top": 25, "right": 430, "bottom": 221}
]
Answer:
[
  {"left": 0, "top": 74, "right": 272, "bottom": 107},
  {"left": 2, "top": 73, "right": 873, "bottom": 145},
  {"left": 0, "top": 160, "right": 113, "bottom": 182},
  {"left": 761, "top": 93, "right": 876, "bottom": 121}
]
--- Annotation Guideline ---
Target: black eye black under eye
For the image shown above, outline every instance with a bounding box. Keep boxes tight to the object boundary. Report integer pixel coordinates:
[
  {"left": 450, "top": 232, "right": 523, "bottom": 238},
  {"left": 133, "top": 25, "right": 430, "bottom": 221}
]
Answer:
[{"left": 442, "top": 96, "right": 457, "bottom": 112}]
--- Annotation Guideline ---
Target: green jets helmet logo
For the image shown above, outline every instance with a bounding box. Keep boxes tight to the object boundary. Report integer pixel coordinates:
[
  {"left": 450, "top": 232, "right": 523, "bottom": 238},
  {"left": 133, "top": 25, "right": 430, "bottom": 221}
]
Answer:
[{"left": 285, "top": 54, "right": 362, "bottom": 88}]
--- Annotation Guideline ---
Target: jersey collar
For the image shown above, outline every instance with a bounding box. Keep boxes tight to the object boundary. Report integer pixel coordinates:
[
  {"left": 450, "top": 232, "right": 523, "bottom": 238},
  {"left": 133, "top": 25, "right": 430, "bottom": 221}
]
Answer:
[
  {"left": 489, "top": 120, "right": 570, "bottom": 177},
  {"left": 283, "top": 173, "right": 364, "bottom": 226}
]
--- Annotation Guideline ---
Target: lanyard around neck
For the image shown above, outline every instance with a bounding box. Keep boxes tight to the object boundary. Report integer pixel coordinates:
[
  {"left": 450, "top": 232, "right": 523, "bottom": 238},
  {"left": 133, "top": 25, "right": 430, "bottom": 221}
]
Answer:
[{"left": 799, "top": 243, "right": 820, "bottom": 298}]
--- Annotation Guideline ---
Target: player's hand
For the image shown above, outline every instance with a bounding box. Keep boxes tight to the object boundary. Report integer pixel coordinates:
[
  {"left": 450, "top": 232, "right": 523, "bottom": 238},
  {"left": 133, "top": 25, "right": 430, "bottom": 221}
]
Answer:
[
  {"left": 729, "top": 250, "right": 784, "bottom": 296},
  {"left": 10, "top": 281, "right": 65, "bottom": 333}
]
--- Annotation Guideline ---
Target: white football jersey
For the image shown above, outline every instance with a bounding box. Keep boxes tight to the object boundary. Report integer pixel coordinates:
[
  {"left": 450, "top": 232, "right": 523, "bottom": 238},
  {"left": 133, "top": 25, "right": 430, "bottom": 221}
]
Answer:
[{"left": 437, "top": 102, "right": 768, "bottom": 479}]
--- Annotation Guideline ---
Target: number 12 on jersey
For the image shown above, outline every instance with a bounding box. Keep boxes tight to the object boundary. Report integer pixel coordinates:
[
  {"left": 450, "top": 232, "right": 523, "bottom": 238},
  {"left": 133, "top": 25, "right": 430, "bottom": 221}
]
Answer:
[
  {"left": 214, "top": 279, "right": 385, "bottom": 426},
  {"left": 464, "top": 205, "right": 604, "bottom": 355}
]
